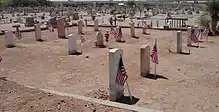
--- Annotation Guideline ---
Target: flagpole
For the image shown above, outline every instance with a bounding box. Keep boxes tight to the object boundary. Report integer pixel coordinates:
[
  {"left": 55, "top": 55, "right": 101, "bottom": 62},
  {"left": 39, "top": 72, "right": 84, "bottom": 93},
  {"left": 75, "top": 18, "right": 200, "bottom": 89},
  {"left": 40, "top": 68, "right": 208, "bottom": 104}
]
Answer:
[
  {"left": 80, "top": 43, "right": 82, "bottom": 53},
  {"left": 126, "top": 81, "right": 133, "bottom": 101},
  {"left": 154, "top": 63, "right": 157, "bottom": 77},
  {"left": 206, "top": 35, "right": 208, "bottom": 42},
  {"left": 154, "top": 39, "right": 157, "bottom": 78}
]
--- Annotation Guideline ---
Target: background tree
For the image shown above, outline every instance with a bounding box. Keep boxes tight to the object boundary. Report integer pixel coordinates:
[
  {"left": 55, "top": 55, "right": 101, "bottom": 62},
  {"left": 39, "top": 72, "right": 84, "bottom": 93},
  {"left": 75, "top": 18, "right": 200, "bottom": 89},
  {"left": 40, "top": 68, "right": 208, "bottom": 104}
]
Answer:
[
  {"left": 206, "top": 0, "right": 219, "bottom": 34},
  {"left": 9, "top": 0, "right": 52, "bottom": 7}
]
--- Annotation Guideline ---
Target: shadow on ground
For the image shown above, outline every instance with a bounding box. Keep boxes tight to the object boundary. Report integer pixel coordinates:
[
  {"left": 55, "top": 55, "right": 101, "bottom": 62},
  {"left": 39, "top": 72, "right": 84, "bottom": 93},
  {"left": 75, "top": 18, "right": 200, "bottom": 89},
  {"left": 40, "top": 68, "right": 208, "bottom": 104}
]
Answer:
[
  {"left": 180, "top": 51, "right": 190, "bottom": 55},
  {"left": 69, "top": 52, "right": 82, "bottom": 56},
  {"left": 190, "top": 45, "right": 206, "bottom": 48},
  {"left": 116, "top": 95, "right": 140, "bottom": 105},
  {"left": 142, "top": 74, "right": 168, "bottom": 80}
]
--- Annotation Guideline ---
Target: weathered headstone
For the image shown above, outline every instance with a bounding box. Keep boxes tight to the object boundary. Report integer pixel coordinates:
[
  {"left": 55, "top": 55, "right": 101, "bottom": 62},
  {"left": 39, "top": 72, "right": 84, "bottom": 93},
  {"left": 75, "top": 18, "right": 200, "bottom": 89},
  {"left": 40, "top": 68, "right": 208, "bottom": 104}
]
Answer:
[
  {"left": 187, "top": 27, "right": 192, "bottom": 46},
  {"left": 25, "top": 16, "right": 34, "bottom": 27},
  {"left": 130, "top": 22, "right": 135, "bottom": 37},
  {"left": 94, "top": 19, "right": 99, "bottom": 31},
  {"left": 177, "top": 31, "right": 182, "bottom": 53},
  {"left": 140, "top": 45, "right": 150, "bottom": 76},
  {"left": 194, "top": 25, "right": 198, "bottom": 35},
  {"left": 109, "top": 48, "right": 124, "bottom": 101},
  {"left": 17, "top": 17, "right": 22, "bottom": 23},
  {"left": 57, "top": 18, "right": 66, "bottom": 38},
  {"left": 156, "top": 20, "right": 159, "bottom": 28},
  {"left": 68, "top": 34, "right": 77, "bottom": 55},
  {"left": 96, "top": 31, "right": 104, "bottom": 47},
  {"left": 84, "top": 19, "right": 88, "bottom": 27},
  {"left": 78, "top": 20, "right": 83, "bottom": 34},
  {"left": 49, "top": 17, "right": 57, "bottom": 27},
  {"left": 34, "top": 24, "right": 42, "bottom": 41},
  {"left": 116, "top": 26, "right": 123, "bottom": 42},
  {"left": 72, "top": 12, "right": 79, "bottom": 20},
  {"left": 4, "top": 31, "right": 14, "bottom": 48}
]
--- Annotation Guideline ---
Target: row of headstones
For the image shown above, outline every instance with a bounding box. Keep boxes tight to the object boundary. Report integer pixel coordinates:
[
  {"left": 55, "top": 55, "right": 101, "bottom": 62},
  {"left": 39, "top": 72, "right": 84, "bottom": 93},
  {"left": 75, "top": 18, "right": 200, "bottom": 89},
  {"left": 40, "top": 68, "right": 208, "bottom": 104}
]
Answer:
[
  {"left": 4, "top": 17, "right": 151, "bottom": 47},
  {"left": 110, "top": 25, "right": 202, "bottom": 101},
  {"left": 3, "top": 18, "right": 103, "bottom": 53},
  {"left": 109, "top": 46, "right": 150, "bottom": 101},
  {"left": 176, "top": 25, "right": 200, "bottom": 53}
]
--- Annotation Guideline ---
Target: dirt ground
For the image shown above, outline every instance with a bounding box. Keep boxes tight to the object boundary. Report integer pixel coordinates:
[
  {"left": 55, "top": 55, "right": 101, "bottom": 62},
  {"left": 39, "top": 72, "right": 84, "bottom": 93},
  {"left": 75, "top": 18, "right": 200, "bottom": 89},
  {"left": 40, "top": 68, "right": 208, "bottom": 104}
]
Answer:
[
  {"left": 0, "top": 77, "right": 129, "bottom": 112},
  {"left": 0, "top": 27, "right": 219, "bottom": 112}
]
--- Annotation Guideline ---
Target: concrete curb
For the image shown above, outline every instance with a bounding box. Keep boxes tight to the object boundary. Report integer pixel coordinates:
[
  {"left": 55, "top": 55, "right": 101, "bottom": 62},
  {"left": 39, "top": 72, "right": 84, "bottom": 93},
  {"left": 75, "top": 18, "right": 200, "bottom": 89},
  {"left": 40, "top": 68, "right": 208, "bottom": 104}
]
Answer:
[{"left": 25, "top": 85, "right": 163, "bottom": 112}]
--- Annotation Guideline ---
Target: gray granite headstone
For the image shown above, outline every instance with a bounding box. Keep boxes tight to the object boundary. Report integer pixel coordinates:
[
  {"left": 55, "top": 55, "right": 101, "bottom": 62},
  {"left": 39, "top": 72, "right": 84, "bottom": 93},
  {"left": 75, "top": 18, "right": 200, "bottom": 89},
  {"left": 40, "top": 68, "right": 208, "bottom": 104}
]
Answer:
[{"left": 25, "top": 17, "right": 34, "bottom": 27}]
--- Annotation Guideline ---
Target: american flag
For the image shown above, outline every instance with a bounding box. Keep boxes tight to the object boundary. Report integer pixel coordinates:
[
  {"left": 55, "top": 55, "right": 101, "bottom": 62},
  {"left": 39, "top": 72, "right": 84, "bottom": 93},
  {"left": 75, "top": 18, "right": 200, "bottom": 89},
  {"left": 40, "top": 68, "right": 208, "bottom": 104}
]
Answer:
[
  {"left": 48, "top": 24, "right": 54, "bottom": 32},
  {"left": 80, "top": 35, "right": 86, "bottom": 43},
  {"left": 115, "top": 56, "right": 128, "bottom": 86},
  {"left": 189, "top": 30, "right": 200, "bottom": 43},
  {"left": 151, "top": 40, "right": 158, "bottom": 64},
  {"left": 202, "top": 28, "right": 209, "bottom": 37},
  {"left": 142, "top": 23, "right": 148, "bottom": 29},
  {"left": 110, "top": 27, "right": 117, "bottom": 38}
]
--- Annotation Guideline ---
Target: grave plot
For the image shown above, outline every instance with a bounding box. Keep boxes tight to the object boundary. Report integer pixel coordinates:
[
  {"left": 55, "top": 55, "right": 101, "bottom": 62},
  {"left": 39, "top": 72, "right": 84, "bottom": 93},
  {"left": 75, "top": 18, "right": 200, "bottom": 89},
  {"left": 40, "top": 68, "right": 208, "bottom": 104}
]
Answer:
[{"left": 0, "top": 27, "right": 219, "bottom": 112}]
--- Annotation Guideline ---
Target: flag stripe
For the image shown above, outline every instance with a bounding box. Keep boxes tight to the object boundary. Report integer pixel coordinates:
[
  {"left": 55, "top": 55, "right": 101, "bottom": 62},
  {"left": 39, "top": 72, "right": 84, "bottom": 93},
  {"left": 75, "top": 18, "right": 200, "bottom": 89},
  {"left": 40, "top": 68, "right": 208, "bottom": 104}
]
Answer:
[
  {"left": 151, "top": 40, "right": 158, "bottom": 64},
  {"left": 115, "top": 56, "right": 128, "bottom": 86},
  {"left": 110, "top": 28, "right": 117, "bottom": 38}
]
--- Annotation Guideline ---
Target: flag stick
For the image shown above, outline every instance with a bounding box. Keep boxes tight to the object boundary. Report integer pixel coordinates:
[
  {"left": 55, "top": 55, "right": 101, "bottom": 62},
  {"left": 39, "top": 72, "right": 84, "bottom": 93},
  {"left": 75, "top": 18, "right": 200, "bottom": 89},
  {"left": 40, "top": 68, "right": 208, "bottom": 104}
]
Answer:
[
  {"left": 126, "top": 81, "right": 133, "bottom": 101},
  {"left": 189, "top": 45, "right": 191, "bottom": 54},
  {"left": 154, "top": 63, "right": 157, "bottom": 77},
  {"left": 154, "top": 39, "right": 157, "bottom": 78},
  {"left": 80, "top": 43, "right": 83, "bottom": 53},
  {"left": 206, "top": 35, "right": 208, "bottom": 42},
  {"left": 67, "top": 27, "right": 69, "bottom": 35}
]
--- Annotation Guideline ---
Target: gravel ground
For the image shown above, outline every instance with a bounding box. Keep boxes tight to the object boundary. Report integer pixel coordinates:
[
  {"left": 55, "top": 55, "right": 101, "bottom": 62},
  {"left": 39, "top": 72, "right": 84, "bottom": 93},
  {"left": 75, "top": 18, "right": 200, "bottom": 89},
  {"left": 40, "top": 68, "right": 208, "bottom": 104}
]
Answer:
[
  {"left": 0, "top": 27, "right": 219, "bottom": 112},
  {"left": 0, "top": 77, "right": 130, "bottom": 112}
]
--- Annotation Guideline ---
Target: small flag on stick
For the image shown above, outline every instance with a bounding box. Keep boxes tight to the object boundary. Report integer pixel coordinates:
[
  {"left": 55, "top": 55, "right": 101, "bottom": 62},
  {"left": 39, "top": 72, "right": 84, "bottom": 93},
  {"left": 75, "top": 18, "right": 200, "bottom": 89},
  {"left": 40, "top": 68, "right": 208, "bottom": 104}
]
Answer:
[
  {"left": 151, "top": 40, "right": 158, "bottom": 64},
  {"left": 115, "top": 56, "right": 128, "bottom": 86},
  {"left": 189, "top": 30, "right": 199, "bottom": 43},
  {"left": 80, "top": 35, "right": 86, "bottom": 44},
  {"left": 151, "top": 39, "right": 158, "bottom": 76},
  {"left": 15, "top": 28, "right": 22, "bottom": 40},
  {"left": 110, "top": 27, "right": 117, "bottom": 38},
  {"left": 48, "top": 24, "right": 54, "bottom": 32}
]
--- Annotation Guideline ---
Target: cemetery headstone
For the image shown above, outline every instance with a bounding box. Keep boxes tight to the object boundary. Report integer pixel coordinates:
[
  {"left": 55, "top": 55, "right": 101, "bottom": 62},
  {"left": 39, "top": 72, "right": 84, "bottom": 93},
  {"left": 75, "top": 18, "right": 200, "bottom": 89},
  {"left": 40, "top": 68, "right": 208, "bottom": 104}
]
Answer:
[
  {"left": 130, "top": 22, "right": 135, "bottom": 37},
  {"left": 49, "top": 17, "right": 57, "bottom": 27},
  {"left": 72, "top": 12, "right": 79, "bottom": 20},
  {"left": 78, "top": 20, "right": 83, "bottom": 34},
  {"left": 187, "top": 27, "right": 192, "bottom": 46},
  {"left": 109, "top": 48, "right": 124, "bottom": 101},
  {"left": 94, "top": 19, "right": 99, "bottom": 31},
  {"left": 177, "top": 31, "right": 182, "bottom": 53},
  {"left": 194, "top": 25, "right": 198, "bottom": 35},
  {"left": 140, "top": 45, "right": 150, "bottom": 76},
  {"left": 68, "top": 34, "right": 77, "bottom": 55},
  {"left": 4, "top": 31, "right": 14, "bottom": 48},
  {"left": 25, "top": 16, "right": 34, "bottom": 27},
  {"left": 34, "top": 24, "right": 42, "bottom": 41},
  {"left": 96, "top": 31, "right": 104, "bottom": 47},
  {"left": 116, "top": 26, "right": 123, "bottom": 42},
  {"left": 57, "top": 18, "right": 66, "bottom": 38}
]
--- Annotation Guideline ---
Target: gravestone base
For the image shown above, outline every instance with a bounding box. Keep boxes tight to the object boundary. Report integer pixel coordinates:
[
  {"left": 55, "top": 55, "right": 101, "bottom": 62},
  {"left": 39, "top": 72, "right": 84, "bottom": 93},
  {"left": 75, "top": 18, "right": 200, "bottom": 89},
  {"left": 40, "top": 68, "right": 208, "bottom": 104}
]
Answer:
[
  {"left": 6, "top": 45, "right": 16, "bottom": 48},
  {"left": 95, "top": 43, "right": 106, "bottom": 48},
  {"left": 36, "top": 39, "right": 45, "bottom": 42}
]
